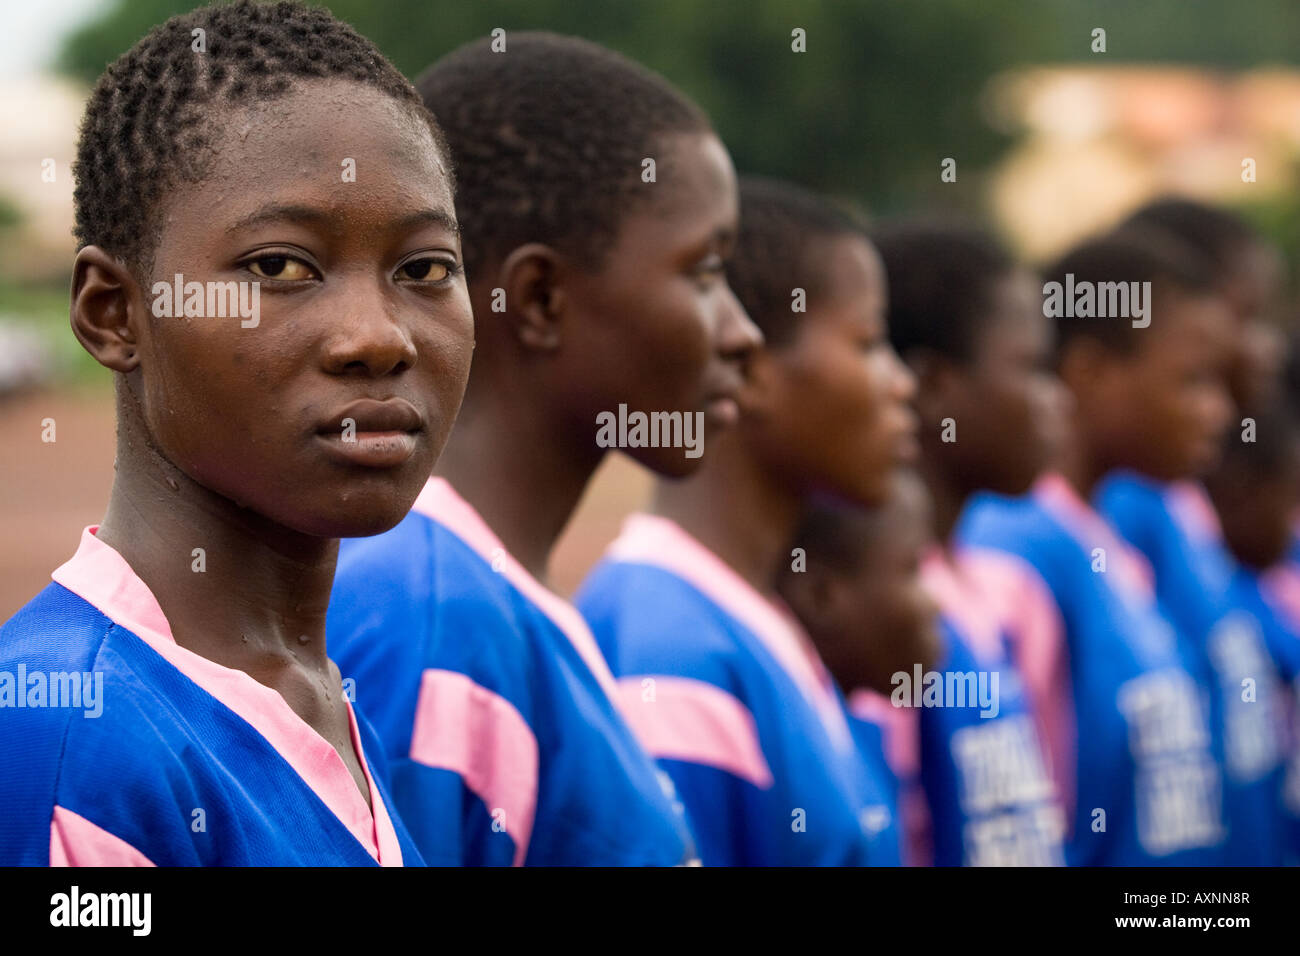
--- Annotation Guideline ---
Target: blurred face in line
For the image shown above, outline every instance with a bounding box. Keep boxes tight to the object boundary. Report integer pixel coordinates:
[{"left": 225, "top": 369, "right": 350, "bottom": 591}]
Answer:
[
  {"left": 1065, "top": 288, "right": 1236, "bottom": 482},
  {"left": 741, "top": 234, "right": 918, "bottom": 506},
  {"left": 779, "top": 471, "right": 942, "bottom": 695},
  {"left": 916, "top": 269, "right": 1070, "bottom": 496}
]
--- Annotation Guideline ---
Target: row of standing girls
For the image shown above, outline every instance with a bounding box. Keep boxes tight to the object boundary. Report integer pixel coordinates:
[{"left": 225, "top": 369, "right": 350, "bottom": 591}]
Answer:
[{"left": 4, "top": 0, "right": 1296, "bottom": 866}]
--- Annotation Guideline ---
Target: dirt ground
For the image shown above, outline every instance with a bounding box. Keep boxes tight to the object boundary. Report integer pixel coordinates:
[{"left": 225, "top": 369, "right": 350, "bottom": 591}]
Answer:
[
  {"left": 0, "top": 385, "right": 651, "bottom": 618},
  {"left": 0, "top": 386, "right": 116, "bottom": 618}
]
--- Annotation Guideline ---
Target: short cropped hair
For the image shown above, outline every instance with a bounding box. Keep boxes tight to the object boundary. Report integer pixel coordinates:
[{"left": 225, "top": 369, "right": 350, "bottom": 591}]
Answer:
[
  {"left": 872, "top": 219, "right": 1016, "bottom": 364},
  {"left": 74, "top": 0, "right": 445, "bottom": 278},
  {"left": 415, "top": 31, "right": 710, "bottom": 280},
  {"left": 725, "top": 176, "right": 868, "bottom": 348},
  {"left": 1044, "top": 227, "right": 1215, "bottom": 357}
]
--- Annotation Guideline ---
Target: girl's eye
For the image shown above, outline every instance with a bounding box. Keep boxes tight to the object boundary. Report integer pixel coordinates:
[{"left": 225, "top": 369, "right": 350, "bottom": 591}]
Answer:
[
  {"left": 398, "top": 259, "right": 452, "bottom": 282},
  {"left": 248, "top": 256, "right": 315, "bottom": 280},
  {"left": 693, "top": 255, "right": 726, "bottom": 286}
]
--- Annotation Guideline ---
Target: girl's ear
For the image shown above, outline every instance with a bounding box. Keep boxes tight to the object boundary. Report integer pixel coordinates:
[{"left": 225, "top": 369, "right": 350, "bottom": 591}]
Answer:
[
  {"left": 495, "top": 243, "right": 568, "bottom": 353},
  {"left": 71, "top": 247, "right": 145, "bottom": 373}
]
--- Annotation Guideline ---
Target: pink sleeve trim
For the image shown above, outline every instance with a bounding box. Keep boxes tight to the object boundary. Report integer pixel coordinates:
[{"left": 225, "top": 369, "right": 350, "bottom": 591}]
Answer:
[
  {"left": 408, "top": 669, "right": 539, "bottom": 867},
  {"left": 613, "top": 676, "right": 774, "bottom": 789},
  {"left": 607, "top": 513, "right": 853, "bottom": 752},
  {"left": 50, "top": 806, "right": 156, "bottom": 867}
]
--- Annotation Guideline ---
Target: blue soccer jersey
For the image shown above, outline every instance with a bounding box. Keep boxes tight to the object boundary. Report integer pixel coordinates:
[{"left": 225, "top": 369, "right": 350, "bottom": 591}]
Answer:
[
  {"left": 906, "top": 551, "right": 1065, "bottom": 866},
  {"left": 847, "top": 690, "right": 924, "bottom": 866},
  {"left": 844, "top": 706, "right": 904, "bottom": 867},
  {"left": 327, "top": 478, "right": 696, "bottom": 866},
  {"left": 958, "top": 474, "right": 1227, "bottom": 866},
  {"left": 0, "top": 528, "right": 418, "bottom": 866},
  {"left": 576, "top": 513, "right": 893, "bottom": 866},
  {"left": 1252, "top": 560, "right": 1300, "bottom": 862},
  {"left": 1096, "top": 474, "right": 1288, "bottom": 864}
]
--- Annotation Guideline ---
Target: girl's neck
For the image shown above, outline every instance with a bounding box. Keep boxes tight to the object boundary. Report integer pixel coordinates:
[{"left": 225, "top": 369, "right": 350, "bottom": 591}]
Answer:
[
  {"left": 1056, "top": 421, "right": 1109, "bottom": 502},
  {"left": 434, "top": 391, "right": 603, "bottom": 585},
  {"left": 96, "top": 426, "right": 338, "bottom": 673},
  {"left": 651, "top": 434, "right": 802, "bottom": 596},
  {"left": 917, "top": 450, "right": 967, "bottom": 550}
]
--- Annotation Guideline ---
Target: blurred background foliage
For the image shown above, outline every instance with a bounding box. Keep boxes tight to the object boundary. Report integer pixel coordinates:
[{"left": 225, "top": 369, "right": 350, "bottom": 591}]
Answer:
[{"left": 55, "top": 0, "right": 1300, "bottom": 222}]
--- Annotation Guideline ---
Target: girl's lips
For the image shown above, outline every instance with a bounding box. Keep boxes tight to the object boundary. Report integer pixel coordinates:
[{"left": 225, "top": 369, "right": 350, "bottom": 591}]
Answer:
[
  {"left": 316, "top": 430, "right": 418, "bottom": 468},
  {"left": 317, "top": 397, "right": 424, "bottom": 435}
]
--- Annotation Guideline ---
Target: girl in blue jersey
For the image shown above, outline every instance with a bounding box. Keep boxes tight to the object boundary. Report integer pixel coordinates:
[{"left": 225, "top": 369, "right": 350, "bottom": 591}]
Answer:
[
  {"left": 0, "top": 1, "right": 475, "bottom": 865},
  {"left": 812, "top": 220, "right": 1070, "bottom": 866},
  {"left": 577, "top": 177, "right": 918, "bottom": 865},
  {"left": 959, "top": 228, "right": 1234, "bottom": 865},
  {"left": 1206, "top": 395, "right": 1300, "bottom": 861},
  {"left": 776, "top": 471, "right": 945, "bottom": 866},
  {"left": 1107, "top": 200, "right": 1296, "bottom": 863},
  {"left": 327, "top": 33, "right": 761, "bottom": 866}
]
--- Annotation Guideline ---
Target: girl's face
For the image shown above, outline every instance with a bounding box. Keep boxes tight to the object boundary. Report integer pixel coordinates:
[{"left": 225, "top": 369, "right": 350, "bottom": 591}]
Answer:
[
  {"left": 1088, "top": 291, "right": 1236, "bottom": 482},
  {"left": 126, "top": 80, "right": 474, "bottom": 538},
  {"left": 1222, "top": 243, "right": 1286, "bottom": 409},
  {"left": 779, "top": 474, "right": 942, "bottom": 695},
  {"left": 744, "top": 235, "right": 919, "bottom": 505},
  {"left": 565, "top": 131, "right": 762, "bottom": 476},
  {"left": 932, "top": 271, "right": 1069, "bottom": 496}
]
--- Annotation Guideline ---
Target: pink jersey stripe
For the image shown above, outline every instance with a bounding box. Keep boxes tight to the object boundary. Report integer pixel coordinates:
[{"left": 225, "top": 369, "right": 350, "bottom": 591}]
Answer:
[
  {"left": 412, "top": 478, "right": 619, "bottom": 699},
  {"left": 614, "top": 676, "right": 774, "bottom": 788},
  {"left": 50, "top": 805, "right": 156, "bottom": 867},
  {"left": 607, "top": 513, "right": 853, "bottom": 752},
  {"left": 958, "top": 546, "right": 1076, "bottom": 831},
  {"left": 408, "top": 669, "right": 538, "bottom": 866},
  {"left": 51, "top": 527, "right": 400, "bottom": 864}
]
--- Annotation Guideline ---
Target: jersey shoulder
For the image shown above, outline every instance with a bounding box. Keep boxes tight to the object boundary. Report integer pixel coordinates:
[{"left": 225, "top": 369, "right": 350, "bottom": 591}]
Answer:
[
  {"left": 577, "top": 558, "right": 747, "bottom": 690},
  {"left": 0, "top": 584, "right": 208, "bottom": 864},
  {"left": 958, "top": 491, "right": 1078, "bottom": 578},
  {"left": 329, "top": 511, "right": 547, "bottom": 714}
]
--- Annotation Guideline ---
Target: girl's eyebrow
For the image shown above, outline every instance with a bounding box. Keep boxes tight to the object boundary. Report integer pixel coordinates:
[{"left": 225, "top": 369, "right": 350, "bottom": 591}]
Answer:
[
  {"left": 227, "top": 204, "right": 330, "bottom": 233},
  {"left": 226, "top": 204, "right": 459, "bottom": 236},
  {"left": 396, "top": 209, "right": 461, "bottom": 236}
]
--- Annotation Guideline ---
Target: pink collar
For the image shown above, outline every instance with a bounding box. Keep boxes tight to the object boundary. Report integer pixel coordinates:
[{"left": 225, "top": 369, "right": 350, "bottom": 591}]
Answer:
[
  {"left": 51, "top": 527, "right": 403, "bottom": 865},
  {"left": 607, "top": 513, "right": 853, "bottom": 752},
  {"left": 920, "top": 546, "right": 1006, "bottom": 664},
  {"left": 1165, "top": 480, "right": 1223, "bottom": 543},
  {"left": 412, "top": 477, "right": 619, "bottom": 698}
]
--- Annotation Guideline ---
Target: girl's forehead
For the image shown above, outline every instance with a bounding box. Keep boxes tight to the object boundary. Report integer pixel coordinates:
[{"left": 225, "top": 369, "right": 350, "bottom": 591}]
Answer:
[{"left": 208, "top": 80, "right": 447, "bottom": 178}]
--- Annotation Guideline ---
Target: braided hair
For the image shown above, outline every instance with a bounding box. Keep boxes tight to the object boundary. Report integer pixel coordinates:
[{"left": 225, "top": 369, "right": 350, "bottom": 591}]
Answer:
[{"left": 73, "top": 0, "right": 448, "bottom": 278}]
